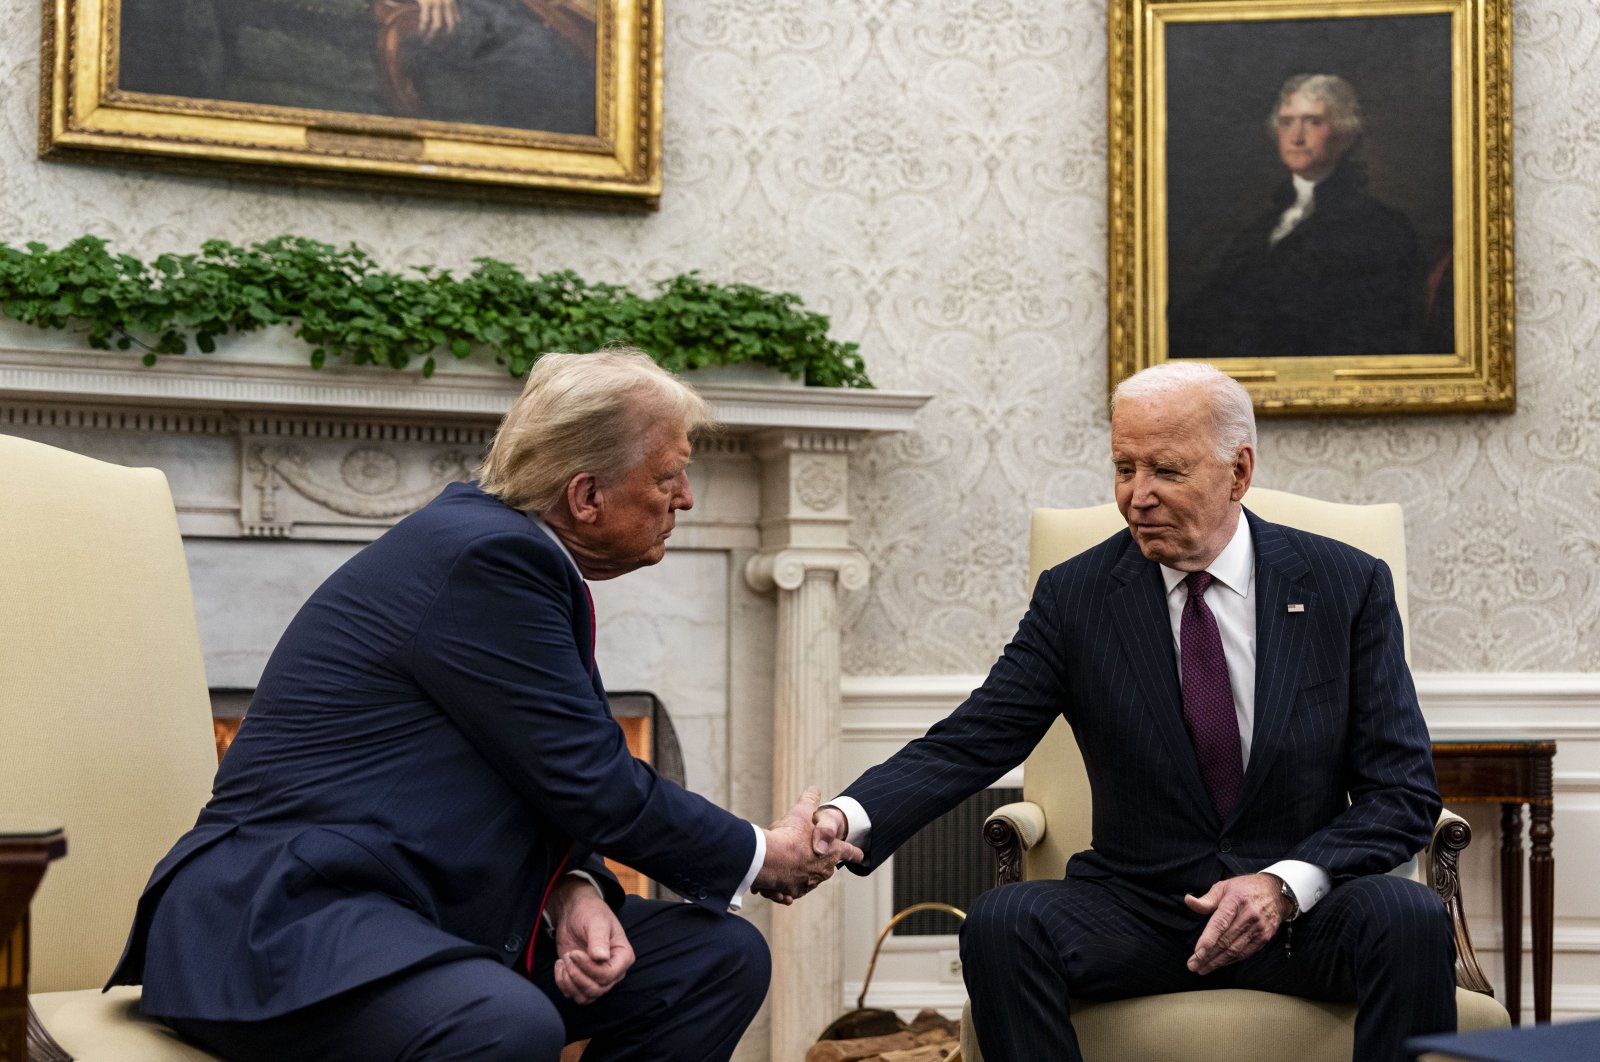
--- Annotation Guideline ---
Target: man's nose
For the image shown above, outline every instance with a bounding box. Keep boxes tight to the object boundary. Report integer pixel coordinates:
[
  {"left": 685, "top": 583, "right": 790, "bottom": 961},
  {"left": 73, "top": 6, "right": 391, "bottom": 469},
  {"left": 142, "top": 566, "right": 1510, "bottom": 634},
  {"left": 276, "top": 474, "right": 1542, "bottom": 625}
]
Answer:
[
  {"left": 676, "top": 480, "right": 694, "bottom": 511},
  {"left": 1130, "top": 473, "right": 1159, "bottom": 506}
]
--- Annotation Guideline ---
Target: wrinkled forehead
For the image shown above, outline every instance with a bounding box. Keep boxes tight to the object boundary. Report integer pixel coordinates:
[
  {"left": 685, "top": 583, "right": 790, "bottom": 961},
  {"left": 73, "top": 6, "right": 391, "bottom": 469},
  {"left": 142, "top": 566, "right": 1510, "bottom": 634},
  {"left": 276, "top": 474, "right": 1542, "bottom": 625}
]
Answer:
[{"left": 1110, "top": 397, "right": 1219, "bottom": 455}]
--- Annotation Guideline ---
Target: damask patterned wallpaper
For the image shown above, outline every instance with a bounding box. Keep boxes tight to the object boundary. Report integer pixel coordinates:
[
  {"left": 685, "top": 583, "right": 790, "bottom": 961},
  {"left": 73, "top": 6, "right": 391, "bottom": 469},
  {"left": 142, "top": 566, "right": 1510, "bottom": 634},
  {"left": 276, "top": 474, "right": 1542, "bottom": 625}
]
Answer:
[{"left": 1, "top": 0, "right": 1595, "bottom": 674}]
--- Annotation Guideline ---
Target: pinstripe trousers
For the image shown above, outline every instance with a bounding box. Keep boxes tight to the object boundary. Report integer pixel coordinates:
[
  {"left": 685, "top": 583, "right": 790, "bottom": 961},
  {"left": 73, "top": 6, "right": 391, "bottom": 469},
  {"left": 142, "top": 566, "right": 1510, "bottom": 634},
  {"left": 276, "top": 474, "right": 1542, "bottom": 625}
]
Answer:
[{"left": 960, "top": 873, "right": 1455, "bottom": 1062}]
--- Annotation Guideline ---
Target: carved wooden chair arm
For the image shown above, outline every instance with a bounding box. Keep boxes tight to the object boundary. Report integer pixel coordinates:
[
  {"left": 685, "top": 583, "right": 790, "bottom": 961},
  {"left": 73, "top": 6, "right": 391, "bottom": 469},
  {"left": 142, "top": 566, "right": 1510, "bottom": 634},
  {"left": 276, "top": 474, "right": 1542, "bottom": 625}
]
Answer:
[
  {"left": 983, "top": 801, "right": 1045, "bottom": 888},
  {"left": 1428, "top": 809, "right": 1495, "bottom": 995}
]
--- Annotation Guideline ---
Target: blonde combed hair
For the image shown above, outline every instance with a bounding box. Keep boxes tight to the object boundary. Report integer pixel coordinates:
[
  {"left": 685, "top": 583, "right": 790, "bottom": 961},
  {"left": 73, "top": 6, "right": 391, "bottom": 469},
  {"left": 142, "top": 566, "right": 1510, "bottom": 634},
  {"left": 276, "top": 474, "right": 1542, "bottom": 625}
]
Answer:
[{"left": 477, "top": 348, "right": 712, "bottom": 513}]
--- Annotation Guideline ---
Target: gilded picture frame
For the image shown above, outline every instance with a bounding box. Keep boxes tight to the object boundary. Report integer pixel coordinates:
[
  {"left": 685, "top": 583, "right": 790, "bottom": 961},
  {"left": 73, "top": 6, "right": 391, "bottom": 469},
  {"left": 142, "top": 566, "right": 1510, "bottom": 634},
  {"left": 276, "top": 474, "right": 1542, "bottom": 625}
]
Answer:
[
  {"left": 1108, "top": 0, "right": 1514, "bottom": 414},
  {"left": 40, "top": 0, "right": 662, "bottom": 205}
]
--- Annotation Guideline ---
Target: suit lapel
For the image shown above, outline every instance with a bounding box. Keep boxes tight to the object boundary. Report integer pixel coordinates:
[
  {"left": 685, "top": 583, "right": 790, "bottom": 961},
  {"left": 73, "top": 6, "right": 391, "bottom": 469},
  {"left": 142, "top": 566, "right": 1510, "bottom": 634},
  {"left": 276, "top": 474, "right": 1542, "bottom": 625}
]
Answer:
[
  {"left": 577, "top": 583, "right": 606, "bottom": 699},
  {"left": 1105, "top": 540, "right": 1216, "bottom": 819},
  {"left": 1232, "top": 511, "right": 1315, "bottom": 819}
]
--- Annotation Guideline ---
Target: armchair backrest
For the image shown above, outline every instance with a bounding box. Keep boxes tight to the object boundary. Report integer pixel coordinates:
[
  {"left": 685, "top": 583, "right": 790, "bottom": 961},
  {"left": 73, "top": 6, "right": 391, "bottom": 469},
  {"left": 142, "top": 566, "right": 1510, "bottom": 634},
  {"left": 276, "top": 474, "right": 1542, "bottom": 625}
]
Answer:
[
  {"left": 0, "top": 435, "right": 219, "bottom": 991},
  {"left": 1019, "top": 487, "right": 1409, "bottom": 882}
]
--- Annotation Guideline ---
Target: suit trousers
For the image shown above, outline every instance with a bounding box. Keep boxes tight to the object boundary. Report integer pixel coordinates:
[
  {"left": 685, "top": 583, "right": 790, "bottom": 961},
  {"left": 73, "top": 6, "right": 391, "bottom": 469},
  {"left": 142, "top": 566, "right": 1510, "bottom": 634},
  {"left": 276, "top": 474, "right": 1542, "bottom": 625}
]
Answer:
[
  {"left": 961, "top": 874, "right": 1455, "bottom": 1062},
  {"left": 161, "top": 897, "right": 770, "bottom": 1062}
]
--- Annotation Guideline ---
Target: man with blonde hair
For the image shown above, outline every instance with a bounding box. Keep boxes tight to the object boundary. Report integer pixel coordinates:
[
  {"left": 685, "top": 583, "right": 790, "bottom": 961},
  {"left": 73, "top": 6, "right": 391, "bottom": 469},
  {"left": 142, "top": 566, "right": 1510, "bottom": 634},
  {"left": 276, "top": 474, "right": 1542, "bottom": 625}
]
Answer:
[
  {"left": 110, "top": 348, "right": 856, "bottom": 1061},
  {"left": 818, "top": 361, "right": 1452, "bottom": 1061}
]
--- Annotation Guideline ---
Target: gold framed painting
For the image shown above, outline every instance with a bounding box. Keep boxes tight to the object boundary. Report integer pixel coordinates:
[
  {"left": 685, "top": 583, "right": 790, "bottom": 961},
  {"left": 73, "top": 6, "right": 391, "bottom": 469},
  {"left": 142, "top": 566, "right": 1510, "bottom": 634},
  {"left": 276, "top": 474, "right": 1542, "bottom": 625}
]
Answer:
[
  {"left": 1108, "top": 0, "right": 1514, "bottom": 414},
  {"left": 40, "top": 0, "right": 662, "bottom": 204}
]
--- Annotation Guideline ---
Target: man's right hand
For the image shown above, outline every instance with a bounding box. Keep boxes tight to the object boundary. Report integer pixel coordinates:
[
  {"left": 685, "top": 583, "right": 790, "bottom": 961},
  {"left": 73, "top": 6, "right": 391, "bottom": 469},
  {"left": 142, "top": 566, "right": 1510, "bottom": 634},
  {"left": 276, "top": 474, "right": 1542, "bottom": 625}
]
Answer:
[
  {"left": 753, "top": 787, "right": 864, "bottom": 904},
  {"left": 812, "top": 805, "right": 849, "bottom": 856}
]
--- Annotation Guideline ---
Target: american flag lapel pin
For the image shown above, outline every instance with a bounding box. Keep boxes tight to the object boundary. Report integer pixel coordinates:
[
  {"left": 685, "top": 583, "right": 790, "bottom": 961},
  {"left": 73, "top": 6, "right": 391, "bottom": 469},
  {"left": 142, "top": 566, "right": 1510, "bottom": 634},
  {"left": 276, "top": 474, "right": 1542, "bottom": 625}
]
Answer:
[{"left": 1287, "top": 603, "right": 1306, "bottom": 613}]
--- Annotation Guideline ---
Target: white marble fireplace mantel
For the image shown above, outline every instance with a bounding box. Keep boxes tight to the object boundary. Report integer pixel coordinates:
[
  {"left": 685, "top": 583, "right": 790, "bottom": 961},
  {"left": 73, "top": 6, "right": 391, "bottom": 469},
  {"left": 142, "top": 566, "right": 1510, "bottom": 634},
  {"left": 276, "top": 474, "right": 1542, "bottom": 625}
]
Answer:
[{"left": 0, "top": 338, "right": 929, "bottom": 1062}]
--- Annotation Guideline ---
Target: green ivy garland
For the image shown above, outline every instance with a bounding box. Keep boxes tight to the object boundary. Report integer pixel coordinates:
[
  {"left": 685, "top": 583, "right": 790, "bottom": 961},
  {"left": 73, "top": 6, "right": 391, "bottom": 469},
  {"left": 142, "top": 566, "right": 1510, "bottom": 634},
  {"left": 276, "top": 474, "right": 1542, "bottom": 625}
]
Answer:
[{"left": 0, "top": 236, "right": 872, "bottom": 388}]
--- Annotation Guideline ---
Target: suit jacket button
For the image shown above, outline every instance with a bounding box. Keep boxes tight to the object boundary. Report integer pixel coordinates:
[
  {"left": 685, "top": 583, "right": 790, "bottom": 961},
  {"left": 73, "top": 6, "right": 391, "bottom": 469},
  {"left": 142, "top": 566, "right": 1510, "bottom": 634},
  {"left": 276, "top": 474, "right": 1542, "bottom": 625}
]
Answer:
[
  {"left": 503, "top": 935, "right": 522, "bottom": 952},
  {"left": 1219, "top": 838, "right": 1233, "bottom": 853}
]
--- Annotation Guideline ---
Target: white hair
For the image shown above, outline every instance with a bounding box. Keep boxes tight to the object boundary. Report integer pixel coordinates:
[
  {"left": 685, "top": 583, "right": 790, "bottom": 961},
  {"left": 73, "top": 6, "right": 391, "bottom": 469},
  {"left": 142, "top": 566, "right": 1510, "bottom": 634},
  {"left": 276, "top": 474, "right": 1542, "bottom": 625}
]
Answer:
[
  {"left": 1268, "top": 73, "right": 1364, "bottom": 143},
  {"left": 1110, "top": 362, "right": 1257, "bottom": 463}
]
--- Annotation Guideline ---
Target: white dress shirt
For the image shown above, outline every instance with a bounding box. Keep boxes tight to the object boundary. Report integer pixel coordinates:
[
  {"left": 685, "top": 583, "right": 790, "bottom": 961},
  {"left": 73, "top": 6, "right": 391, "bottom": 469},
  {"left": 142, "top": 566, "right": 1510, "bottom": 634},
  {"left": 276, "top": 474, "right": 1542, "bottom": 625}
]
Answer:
[
  {"left": 1269, "top": 173, "right": 1321, "bottom": 246},
  {"left": 528, "top": 514, "right": 764, "bottom": 912},
  {"left": 830, "top": 511, "right": 1330, "bottom": 915}
]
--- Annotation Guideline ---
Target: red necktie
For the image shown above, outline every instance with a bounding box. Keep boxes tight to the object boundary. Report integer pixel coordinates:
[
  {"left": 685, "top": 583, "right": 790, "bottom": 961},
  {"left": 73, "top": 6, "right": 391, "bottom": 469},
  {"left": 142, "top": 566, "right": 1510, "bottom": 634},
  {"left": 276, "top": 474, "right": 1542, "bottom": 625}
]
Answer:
[{"left": 1181, "top": 572, "right": 1243, "bottom": 817}]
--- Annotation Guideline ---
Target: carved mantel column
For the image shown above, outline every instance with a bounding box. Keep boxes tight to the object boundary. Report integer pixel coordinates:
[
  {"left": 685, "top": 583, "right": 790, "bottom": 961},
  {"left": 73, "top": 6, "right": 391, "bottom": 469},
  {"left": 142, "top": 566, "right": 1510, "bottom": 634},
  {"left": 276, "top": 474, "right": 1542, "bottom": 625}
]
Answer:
[{"left": 744, "top": 430, "right": 869, "bottom": 1062}]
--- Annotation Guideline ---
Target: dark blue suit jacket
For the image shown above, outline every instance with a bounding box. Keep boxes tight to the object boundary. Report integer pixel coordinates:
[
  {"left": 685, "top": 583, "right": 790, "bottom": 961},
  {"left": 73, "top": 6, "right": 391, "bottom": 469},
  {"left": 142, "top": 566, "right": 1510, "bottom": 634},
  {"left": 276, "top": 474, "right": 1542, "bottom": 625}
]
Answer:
[
  {"left": 843, "top": 511, "right": 1440, "bottom": 914},
  {"left": 109, "top": 481, "right": 756, "bottom": 1021}
]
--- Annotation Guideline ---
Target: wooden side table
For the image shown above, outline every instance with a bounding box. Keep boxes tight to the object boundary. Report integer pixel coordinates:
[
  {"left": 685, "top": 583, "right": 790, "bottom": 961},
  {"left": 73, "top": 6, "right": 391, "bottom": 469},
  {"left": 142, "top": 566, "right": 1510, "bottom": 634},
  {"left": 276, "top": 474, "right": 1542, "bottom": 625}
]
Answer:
[
  {"left": 1431, "top": 741, "right": 1555, "bottom": 1025},
  {"left": 1, "top": 824, "right": 67, "bottom": 1062}
]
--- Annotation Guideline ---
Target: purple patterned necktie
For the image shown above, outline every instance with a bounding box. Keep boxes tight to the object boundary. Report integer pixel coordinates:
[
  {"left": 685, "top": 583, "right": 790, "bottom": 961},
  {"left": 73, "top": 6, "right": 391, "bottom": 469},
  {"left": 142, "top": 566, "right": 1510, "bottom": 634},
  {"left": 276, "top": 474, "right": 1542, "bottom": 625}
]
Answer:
[{"left": 1181, "top": 571, "right": 1243, "bottom": 817}]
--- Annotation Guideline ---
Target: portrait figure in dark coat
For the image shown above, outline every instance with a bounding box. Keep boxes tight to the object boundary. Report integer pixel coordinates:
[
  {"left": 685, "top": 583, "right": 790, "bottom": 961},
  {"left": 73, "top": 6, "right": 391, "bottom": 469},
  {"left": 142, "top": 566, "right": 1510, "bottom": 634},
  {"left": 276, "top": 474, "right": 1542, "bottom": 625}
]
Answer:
[
  {"left": 1169, "top": 74, "right": 1426, "bottom": 359},
  {"left": 118, "top": 0, "right": 596, "bottom": 135}
]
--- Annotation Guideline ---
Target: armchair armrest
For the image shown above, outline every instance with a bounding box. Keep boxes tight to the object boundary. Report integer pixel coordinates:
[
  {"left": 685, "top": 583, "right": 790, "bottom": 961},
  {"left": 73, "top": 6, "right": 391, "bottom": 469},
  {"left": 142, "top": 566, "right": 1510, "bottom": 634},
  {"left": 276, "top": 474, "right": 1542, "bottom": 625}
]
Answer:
[
  {"left": 1427, "top": 809, "right": 1495, "bottom": 995},
  {"left": 982, "top": 801, "right": 1045, "bottom": 887}
]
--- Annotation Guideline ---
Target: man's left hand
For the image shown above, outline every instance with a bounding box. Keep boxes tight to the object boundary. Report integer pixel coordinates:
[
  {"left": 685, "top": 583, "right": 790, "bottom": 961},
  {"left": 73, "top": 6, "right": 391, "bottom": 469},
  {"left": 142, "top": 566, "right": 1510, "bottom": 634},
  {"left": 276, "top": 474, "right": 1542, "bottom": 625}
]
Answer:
[
  {"left": 1183, "top": 873, "right": 1291, "bottom": 975},
  {"left": 549, "top": 878, "right": 635, "bottom": 1004}
]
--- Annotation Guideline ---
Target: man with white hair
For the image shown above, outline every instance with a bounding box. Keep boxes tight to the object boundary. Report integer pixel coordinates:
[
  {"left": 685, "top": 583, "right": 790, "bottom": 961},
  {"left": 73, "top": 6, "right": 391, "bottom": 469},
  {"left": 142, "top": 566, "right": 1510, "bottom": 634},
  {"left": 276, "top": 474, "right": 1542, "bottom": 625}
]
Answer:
[
  {"left": 1170, "top": 73, "right": 1426, "bottom": 358},
  {"left": 818, "top": 362, "right": 1453, "bottom": 1061},
  {"left": 110, "top": 348, "right": 859, "bottom": 1061}
]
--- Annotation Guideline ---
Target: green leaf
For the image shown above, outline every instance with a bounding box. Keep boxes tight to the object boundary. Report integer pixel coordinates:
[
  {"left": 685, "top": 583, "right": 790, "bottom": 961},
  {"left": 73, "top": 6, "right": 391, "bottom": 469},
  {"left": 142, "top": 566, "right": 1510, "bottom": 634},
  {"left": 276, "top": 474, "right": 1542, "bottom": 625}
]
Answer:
[{"left": 0, "top": 237, "right": 873, "bottom": 388}]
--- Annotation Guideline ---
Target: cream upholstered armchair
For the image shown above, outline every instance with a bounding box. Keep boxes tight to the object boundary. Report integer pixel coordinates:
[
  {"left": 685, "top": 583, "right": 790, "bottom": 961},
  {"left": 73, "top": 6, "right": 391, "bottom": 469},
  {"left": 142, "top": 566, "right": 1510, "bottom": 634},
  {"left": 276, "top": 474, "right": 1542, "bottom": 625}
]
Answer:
[
  {"left": 957, "top": 488, "right": 1510, "bottom": 1062},
  {"left": 0, "top": 435, "right": 221, "bottom": 1061}
]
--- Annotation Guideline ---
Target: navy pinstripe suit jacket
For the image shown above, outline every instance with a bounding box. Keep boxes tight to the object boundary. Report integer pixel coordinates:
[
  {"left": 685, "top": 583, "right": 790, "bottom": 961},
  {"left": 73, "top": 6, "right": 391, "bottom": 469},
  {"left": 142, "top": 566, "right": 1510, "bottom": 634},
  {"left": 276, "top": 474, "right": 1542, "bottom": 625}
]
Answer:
[{"left": 842, "top": 510, "right": 1440, "bottom": 914}]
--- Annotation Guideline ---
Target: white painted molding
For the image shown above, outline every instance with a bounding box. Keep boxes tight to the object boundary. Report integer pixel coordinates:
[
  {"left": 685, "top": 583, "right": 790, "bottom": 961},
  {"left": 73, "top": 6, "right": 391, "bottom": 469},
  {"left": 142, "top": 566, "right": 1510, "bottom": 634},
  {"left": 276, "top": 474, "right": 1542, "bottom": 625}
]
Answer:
[
  {"left": 0, "top": 346, "right": 931, "bottom": 433},
  {"left": 844, "top": 672, "right": 1600, "bottom": 735},
  {"left": 841, "top": 673, "right": 985, "bottom": 712},
  {"left": 1415, "top": 672, "right": 1600, "bottom": 740}
]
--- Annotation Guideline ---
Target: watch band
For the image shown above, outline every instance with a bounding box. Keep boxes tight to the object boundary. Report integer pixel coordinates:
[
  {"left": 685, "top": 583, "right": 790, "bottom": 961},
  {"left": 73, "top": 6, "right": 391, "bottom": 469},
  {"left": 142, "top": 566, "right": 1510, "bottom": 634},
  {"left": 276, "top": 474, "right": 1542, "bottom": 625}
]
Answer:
[{"left": 1278, "top": 876, "right": 1301, "bottom": 922}]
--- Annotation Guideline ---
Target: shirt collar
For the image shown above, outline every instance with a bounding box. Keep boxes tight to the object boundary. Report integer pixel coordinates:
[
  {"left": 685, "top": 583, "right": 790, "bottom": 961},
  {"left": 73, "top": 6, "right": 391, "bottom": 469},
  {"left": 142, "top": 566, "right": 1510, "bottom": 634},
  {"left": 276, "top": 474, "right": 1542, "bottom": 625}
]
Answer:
[
  {"left": 1290, "top": 172, "right": 1319, "bottom": 203},
  {"left": 1160, "top": 510, "right": 1255, "bottom": 599},
  {"left": 527, "top": 511, "right": 583, "bottom": 577}
]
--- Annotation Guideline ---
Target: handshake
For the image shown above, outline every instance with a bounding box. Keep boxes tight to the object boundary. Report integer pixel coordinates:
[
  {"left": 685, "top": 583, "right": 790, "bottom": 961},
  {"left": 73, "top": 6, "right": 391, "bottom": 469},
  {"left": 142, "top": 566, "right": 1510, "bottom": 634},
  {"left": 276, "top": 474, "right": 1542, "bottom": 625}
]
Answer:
[{"left": 752, "top": 786, "right": 862, "bottom": 904}]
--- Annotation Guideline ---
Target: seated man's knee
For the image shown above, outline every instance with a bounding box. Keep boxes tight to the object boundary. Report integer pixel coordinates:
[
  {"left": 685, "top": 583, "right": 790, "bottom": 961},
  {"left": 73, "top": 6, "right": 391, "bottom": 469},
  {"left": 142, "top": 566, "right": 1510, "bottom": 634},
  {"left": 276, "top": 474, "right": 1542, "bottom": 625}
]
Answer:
[
  {"left": 961, "top": 884, "right": 1036, "bottom": 965},
  {"left": 408, "top": 978, "right": 565, "bottom": 1061},
  {"left": 1356, "top": 876, "right": 1453, "bottom": 954},
  {"left": 704, "top": 912, "right": 772, "bottom": 1006}
]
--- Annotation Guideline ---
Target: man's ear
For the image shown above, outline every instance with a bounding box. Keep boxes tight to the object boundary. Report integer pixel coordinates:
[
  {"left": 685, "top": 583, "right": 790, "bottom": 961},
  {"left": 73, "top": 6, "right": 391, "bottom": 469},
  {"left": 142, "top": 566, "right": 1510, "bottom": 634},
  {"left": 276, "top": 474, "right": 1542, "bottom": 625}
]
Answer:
[
  {"left": 564, "top": 472, "right": 603, "bottom": 525},
  {"left": 1231, "top": 445, "right": 1255, "bottom": 502}
]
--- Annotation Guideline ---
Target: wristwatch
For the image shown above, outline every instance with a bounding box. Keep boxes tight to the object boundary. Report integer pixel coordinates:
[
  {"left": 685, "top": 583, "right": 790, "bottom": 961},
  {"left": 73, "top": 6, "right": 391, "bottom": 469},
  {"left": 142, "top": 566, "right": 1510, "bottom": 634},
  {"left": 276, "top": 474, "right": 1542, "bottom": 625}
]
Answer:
[{"left": 1277, "top": 877, "right": 1301, "bottom": 923}]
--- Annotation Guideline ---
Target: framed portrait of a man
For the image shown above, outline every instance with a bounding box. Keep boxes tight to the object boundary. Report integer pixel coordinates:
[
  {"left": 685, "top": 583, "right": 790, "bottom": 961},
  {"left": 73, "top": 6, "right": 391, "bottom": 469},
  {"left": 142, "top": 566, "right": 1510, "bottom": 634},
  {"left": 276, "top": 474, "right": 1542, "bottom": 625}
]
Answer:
[
  {"left": 1108, "top": 0, "right": 1514, "bottom": 414},
  {"left": 41, "top": 0, "right": 661, "bottom": 203}
]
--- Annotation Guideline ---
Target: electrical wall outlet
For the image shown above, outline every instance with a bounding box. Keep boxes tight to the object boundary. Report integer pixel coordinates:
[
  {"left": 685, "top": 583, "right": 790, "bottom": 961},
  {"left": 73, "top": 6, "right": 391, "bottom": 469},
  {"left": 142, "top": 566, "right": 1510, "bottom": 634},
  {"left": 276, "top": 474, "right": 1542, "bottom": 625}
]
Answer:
[{"left": 938, "top": 949, "right": 963, "bottom": 983}]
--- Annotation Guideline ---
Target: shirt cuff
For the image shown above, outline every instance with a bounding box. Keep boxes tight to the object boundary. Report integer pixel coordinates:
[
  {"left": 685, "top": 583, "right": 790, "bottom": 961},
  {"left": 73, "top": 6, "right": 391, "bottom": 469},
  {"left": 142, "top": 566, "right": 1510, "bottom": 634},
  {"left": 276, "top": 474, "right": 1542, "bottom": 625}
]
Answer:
[
  {"left": 1262, "top": 860, "right": 1331, "bottom": 915},
  {"left": 540, "top": 870, "right": 606, "bottom": 931},
  {"left": 821, "top": 796, "right": 872, "bottom": 849},
  {"left": 731, "top": 823, "right": 764, "bottom": 912}
]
